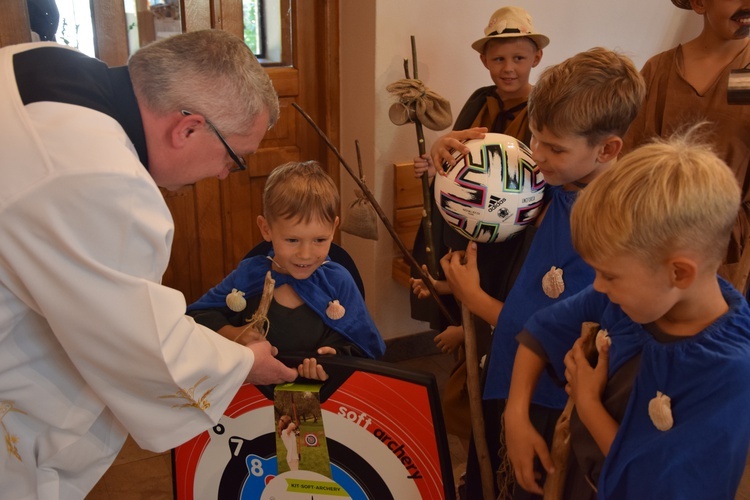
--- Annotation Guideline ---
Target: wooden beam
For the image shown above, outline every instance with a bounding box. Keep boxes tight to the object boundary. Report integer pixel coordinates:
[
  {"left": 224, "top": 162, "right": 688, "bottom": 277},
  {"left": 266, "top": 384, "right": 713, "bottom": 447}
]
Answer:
[{"left": 0, "top": 0, "right": 31, "bottom": 48}]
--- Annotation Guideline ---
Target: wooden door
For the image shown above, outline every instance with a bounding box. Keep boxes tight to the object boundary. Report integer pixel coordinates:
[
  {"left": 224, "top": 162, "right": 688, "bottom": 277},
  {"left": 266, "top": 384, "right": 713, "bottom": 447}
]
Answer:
[{"left": 1, "top": 0, "right": 340, "bottom": 303}]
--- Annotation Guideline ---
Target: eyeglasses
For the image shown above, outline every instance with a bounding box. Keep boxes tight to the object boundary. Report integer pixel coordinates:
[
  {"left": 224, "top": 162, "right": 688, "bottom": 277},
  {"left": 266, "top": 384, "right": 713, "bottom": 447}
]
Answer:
[{"left": 181, "top": 110, "right": 247, "bottom": 173}]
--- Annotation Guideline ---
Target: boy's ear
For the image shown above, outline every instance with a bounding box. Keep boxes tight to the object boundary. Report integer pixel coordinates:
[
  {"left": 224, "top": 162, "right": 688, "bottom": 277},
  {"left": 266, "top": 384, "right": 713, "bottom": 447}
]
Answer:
[
  {"left": 597, "top": 136, "right": 623, "bottom": 163},
  {"left": 333, "top": 216, "right": 340, "bottom": 231},
  {"left": 689, "top": 0, "right": 705, "bottom": 14},
  {"left": 257, "top": 215, "right": 272, "bottom": 242},
  {"left": 479, "top": 53, "right": 489, "bottom": 70},
  {"left": 532, "top": 49, "right": 543, "bottom": 68},
  {"left": 669, "top": 256, "right": 698, "bottom": 289}
]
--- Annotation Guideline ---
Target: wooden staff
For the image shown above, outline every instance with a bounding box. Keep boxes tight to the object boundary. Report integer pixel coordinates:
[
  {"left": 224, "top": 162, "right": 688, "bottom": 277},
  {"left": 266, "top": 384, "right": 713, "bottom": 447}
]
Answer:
[
  {"left": 242, "top": 270, "right": 275, "bottom": 338},
  {"left": 462, "top": 304, "right": 494, "bottom": 499},
  {"left": 403, "top": 35, "right": 439, "bottom": 278},
  {"left": 292, "top": 102, "right": 458, "bottom": 327},
  {"left": 543, "top": 321, "right": 600, "bottom": 500}
]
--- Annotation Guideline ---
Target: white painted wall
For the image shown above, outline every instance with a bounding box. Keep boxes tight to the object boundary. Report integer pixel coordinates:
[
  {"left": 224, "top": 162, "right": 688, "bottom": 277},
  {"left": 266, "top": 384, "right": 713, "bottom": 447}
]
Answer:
[{"left": 339, "top": 1, "right": 703, "bottom": 340}]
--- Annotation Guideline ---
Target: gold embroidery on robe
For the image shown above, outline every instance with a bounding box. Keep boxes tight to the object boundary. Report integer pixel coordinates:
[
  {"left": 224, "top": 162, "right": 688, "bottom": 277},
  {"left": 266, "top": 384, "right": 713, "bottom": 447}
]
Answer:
[
  {"left": 159, "top": 376, "right": 216, "bottom": 410},
  {"left": 0, "top": 400, "right": 27, "bottom": 461}
]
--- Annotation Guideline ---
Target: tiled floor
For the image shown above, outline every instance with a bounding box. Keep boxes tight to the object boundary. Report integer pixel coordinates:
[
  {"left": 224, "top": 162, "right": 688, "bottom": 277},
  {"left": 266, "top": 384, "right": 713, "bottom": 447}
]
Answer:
[{"left": 85, "top": 335, "right": 466, "bottom": 499}]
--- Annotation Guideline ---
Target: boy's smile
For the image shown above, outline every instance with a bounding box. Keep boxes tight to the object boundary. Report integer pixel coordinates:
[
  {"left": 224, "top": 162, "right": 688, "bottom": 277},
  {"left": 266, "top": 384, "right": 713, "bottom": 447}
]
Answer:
[
  {"left": 480, "top": 38, "right": 542, "bottom": 101},
  {"left": 257, "top": 215, "right": 338, "bottom": 280}
]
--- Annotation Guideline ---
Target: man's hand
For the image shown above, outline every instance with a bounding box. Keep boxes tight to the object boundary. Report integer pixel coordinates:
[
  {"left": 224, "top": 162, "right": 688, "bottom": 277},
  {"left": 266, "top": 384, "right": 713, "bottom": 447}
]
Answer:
[{"left": 244, "top": 340, "right": 297, "bottom": 385}]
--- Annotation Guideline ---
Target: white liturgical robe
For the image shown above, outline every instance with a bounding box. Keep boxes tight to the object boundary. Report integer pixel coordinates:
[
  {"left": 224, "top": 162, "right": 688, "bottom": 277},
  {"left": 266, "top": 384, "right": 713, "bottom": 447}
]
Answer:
[{"left": 0, "top": 42, "right": 254, "bottom": 499}]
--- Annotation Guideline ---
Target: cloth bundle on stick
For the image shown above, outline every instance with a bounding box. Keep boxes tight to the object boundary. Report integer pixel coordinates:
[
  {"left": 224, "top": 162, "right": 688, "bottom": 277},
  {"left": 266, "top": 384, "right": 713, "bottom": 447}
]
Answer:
[
  {"left": 387, "top": 78, "right": 453, "bottom": 131},
  {"left": 340, "top": 141, "right": 378, "bottom": 240},
  {"left": 386, "top": 36, "right": 452, "bottom": 279},
  {"left": 341, "top": 189, "right": 379, "bottom": 240}
]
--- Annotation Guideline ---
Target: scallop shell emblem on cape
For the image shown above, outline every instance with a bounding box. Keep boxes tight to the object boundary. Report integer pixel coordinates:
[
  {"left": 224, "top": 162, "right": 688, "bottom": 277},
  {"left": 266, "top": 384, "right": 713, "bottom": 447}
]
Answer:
[
  {"left": 595, "top": 329, "right": 611, "bottom": 353},
  {"left": 648, "top": 391, "right": 674, "bottom": 431},
  {"left": 225, "top": 288, "right": 247, "bottom": 312},
  {"left": 542, "top": 266, "right": 564, "bottom": 299},
  {"left": 326, "top": 300, "right": 345, "bottom": 320}
]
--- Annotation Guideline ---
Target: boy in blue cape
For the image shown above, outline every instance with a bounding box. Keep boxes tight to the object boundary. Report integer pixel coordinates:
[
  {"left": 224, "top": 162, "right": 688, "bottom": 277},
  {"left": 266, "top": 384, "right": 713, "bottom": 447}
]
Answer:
[{"left": 188, "top": 161, "right": 385, "bottom": 380}]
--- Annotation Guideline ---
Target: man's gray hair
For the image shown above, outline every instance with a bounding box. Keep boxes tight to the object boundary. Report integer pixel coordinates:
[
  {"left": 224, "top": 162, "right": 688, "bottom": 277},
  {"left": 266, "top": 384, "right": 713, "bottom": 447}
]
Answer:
[{"left": 128, "top": 29, "right": 279, "bottom": 134}]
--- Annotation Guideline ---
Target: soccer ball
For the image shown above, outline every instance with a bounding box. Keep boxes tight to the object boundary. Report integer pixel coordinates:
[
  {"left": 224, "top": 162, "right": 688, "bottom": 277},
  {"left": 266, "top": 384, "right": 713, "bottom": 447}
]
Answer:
[{"left": 434, "top": 133, "right": 545, "bottom": 243}]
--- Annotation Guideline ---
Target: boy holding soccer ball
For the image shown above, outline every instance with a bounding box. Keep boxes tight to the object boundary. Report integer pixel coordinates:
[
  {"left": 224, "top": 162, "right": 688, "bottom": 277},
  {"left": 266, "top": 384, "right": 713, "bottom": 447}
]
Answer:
[{"left": 449, "top": 48, "right": 645, "bottom": 499}]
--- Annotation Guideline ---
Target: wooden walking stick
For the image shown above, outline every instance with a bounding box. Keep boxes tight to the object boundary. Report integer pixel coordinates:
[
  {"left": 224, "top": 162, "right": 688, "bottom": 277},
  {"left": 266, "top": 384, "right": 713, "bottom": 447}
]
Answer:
[
  {"left": 462, "top": 304, "right": 494, "bottom": 500},
  {"left": 406, "top": 36, "right": 438, "bottom": 277},
  {"left": 543, "top": 321, "right": 601, "bottom": 500}
]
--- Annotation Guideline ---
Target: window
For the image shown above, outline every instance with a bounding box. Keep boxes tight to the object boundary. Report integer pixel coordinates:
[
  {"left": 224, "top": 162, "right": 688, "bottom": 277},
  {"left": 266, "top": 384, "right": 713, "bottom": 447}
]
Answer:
[
  {"left": 244, "top": 0, "right": 290, "bottom": 66},
  {"left": 124, "top": 0, "right": 182, "bottom": 55},
  {"left": 42, "top": 0, "right": 289, "bottom": 65},
  {"left": 242, "top": 0, "right": 261, "bottom": 55},
  {"left": 53, "top": 0, "right": 95, "bottom": 57}
]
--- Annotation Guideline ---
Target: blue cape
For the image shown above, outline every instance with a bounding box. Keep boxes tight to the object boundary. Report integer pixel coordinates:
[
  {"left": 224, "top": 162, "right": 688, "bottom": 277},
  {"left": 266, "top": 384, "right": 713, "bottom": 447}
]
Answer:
[
  {"left": 525, "top": 279, "right": 750, "bottom": 498},
  {"left": 483, "top": 185, "right": 594, "bottom": 406},
  {"left": 187, "top": 254, "right": 385, "bottom": 359}
]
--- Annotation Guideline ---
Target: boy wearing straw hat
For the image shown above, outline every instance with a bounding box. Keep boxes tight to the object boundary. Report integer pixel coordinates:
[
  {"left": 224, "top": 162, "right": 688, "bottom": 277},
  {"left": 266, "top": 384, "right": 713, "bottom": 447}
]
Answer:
[
  {"left": 409, "top": 5, "right": 549, "bottom": 455},
  {"left": 622, "top": 0, "right": 750, "bottom": 293}
]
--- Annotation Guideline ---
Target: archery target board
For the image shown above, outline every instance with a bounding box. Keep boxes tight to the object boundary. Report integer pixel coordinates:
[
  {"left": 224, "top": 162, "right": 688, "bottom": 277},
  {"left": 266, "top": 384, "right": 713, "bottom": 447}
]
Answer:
[{"left": 172, "top": 356, "right": 455, "bottom": 499}]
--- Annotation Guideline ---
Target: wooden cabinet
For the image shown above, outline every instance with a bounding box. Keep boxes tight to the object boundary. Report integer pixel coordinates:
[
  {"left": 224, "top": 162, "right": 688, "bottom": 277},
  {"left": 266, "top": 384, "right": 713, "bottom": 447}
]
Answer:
[{"left": 1, "top": 0, "right": 340, "bottom": 303}]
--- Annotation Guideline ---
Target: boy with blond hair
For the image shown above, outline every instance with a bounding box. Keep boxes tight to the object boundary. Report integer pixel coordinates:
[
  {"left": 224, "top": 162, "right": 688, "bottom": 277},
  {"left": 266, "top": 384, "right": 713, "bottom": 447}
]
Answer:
[
  {"left": 446, "top": 48, "right": 645, "bottom": 499},
  {"left": 506, "top": 126, "right": 750, "bottom": 498},
  {"left": 188, "top": 161, "right": 385, "bottom": 380}
]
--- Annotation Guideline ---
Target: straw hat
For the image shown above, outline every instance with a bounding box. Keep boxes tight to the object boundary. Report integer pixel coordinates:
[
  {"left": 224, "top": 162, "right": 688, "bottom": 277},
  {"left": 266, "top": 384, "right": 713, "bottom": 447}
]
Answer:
[
  {"left": 471, "top": 6, "right": 550, "bottom": 54},
  {"left": 671, "top": 0, "right": 692, "bottom": 9}
]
